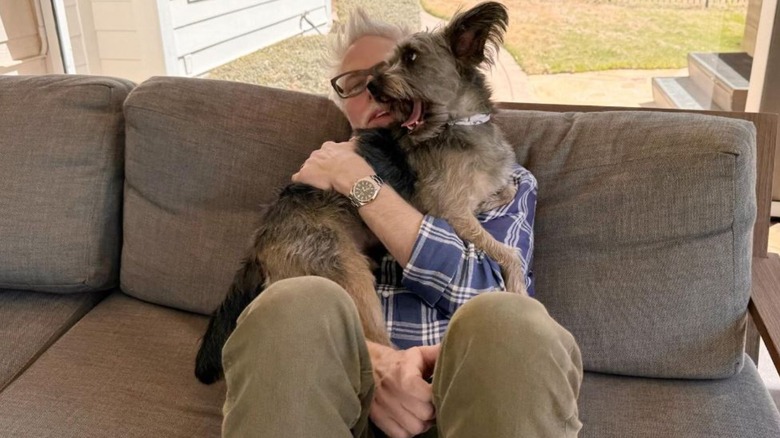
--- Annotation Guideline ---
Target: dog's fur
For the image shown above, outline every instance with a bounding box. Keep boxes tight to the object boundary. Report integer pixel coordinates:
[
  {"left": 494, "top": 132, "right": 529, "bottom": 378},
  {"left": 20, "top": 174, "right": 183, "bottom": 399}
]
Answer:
[
  {"left": 194, "top": 2, "right": 524, "bottom": 385},
  {"left": 195, "top": 130, "right": 413, "bottom": 384}
]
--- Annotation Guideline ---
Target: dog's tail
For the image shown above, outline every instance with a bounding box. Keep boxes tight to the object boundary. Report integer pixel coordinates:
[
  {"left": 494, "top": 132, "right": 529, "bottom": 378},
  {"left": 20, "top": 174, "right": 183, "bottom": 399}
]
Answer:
[{"left": 195, "top": 256, "right": 265, "bottom": 384}]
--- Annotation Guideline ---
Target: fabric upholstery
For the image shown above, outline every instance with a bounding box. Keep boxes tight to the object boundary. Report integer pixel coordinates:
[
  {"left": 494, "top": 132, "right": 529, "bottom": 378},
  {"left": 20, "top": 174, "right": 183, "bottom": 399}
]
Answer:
[
  {"left": 0, "top": 288, "right": 106, "bottom": 391},
  {"left": 495, "top": 110, "right": 756, "bottom": 379},
  {"left": 579, "top": 358, "right": 780, "bottom": 437},
  {"left": 121, "top": 78, "right": 352, "bottom": 314},
  {"left": 0, "top": 75, "right": 133, "bottom": 293},
  {"left": 122, "top": 77, "right": 756, "bottom": 378},
  {"left": 0, "top": 292, "right": 224, "bottom": 437}
]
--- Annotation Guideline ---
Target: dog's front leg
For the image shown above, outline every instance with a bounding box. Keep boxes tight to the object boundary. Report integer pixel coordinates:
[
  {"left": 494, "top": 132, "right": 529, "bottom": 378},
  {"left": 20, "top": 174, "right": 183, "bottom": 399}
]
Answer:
[
  {"left": 446, "top": 213, "right": 528, "bottom": 296},
  {"left": 476, "top": 183, "right": 517, "bottom": 213}
]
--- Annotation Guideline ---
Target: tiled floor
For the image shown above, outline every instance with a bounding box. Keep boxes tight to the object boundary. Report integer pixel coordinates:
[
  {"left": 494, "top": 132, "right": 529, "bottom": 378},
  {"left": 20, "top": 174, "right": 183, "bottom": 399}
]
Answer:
[{"left": 760, "top": 222, "right": 780, "bottom": 409}]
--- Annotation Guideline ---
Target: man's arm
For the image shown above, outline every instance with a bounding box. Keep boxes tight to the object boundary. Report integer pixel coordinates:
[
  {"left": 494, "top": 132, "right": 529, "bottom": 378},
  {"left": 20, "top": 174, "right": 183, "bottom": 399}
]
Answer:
[
  {"left": 292, "top": 140, "right": 537, "bottom": 310},
  {"left": 292, "top": 140, "right": 423, "bottom": 266},
  {"left": 335, "top": 180, "right": 422, "bottom": 267}
]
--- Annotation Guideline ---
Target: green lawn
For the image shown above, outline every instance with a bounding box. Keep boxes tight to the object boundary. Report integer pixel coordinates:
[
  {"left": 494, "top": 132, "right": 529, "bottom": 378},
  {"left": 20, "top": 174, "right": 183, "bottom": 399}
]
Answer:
[
  {"left": 422, "top": 0, "right": 747, "bottom": 74},
  {"left": 208, "top": 0, "right": 421, "bottom": 95}
]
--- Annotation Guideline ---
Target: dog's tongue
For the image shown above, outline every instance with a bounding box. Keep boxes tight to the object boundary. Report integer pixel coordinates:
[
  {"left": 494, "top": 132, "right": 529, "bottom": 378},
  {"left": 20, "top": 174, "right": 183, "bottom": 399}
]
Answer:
[{"left": 401, "top": 100, "right": 423, "bottom": 129}]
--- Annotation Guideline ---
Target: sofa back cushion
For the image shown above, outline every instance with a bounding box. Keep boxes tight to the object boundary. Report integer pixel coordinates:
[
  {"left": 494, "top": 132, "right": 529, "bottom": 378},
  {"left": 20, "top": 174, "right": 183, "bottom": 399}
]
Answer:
[
  {"left": 497, "top": 109, "right": 755, "bottom": 379},
  {"left": 0, "top": 75, "right": 132, "bottom": 293},
  {"left": 121, "top": 77, "right": 351, "bottom": 314}
]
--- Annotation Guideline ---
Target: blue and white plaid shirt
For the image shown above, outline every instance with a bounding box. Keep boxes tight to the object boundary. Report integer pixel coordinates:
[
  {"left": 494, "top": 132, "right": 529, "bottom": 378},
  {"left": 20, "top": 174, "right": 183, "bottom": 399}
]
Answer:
[{"left": 375, "top": 164, "right": 537, "bottom": 349}]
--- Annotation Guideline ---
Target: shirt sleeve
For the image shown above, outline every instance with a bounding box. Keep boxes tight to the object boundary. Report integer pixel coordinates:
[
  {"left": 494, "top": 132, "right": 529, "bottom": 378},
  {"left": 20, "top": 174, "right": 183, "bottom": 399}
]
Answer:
[{"left": 401, "top": 164, "right": 537, "bottom": 318}]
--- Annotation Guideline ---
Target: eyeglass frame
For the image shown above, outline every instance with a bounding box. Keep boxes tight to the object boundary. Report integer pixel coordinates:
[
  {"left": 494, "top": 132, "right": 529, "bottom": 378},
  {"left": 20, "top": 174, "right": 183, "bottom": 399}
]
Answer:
[{"left": 330, "top": 61, "right": 388, "bottom": 99}]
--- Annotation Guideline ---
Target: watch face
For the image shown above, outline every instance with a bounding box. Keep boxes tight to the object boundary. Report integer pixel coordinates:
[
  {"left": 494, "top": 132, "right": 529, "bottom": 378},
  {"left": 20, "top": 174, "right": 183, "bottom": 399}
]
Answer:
[{"left": 354, "top": 180, "right": 376, "bottom": 201}]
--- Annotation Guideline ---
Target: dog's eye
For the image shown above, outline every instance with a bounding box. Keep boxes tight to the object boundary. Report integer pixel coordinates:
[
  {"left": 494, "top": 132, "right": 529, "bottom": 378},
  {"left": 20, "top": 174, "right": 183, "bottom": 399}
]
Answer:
[{"left": 404, "top": 50, "right": 418, "bottom": 65}]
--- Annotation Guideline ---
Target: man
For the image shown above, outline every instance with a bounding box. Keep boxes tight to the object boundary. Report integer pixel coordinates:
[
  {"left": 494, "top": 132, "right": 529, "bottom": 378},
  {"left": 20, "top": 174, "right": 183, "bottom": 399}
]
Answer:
[{"left": 221, "top": 9, "right": 582, "bottom": 438}]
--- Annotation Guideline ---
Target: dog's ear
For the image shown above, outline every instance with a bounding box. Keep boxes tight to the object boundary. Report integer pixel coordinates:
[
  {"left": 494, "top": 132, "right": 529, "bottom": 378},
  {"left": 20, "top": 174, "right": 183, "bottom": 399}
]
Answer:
[{"left": 444, "top": 1, "right": 508, "bottom": 67}]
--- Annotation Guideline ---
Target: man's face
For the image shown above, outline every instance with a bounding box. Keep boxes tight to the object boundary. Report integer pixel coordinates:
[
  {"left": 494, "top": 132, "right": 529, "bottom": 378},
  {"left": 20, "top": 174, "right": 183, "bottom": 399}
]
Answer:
[{"left": 338, "top": 35, "right": 397, "bottom": 129}]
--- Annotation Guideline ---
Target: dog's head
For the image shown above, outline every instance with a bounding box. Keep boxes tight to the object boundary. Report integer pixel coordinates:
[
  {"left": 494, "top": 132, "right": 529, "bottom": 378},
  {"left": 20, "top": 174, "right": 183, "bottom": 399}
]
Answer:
[{"left": 367, "top": 1, "right": 508, "bottom": 142}]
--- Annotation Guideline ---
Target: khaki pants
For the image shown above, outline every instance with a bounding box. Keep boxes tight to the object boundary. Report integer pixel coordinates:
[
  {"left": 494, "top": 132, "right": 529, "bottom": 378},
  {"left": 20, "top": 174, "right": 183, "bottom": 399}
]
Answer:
[{"left": 222, "top": 276, "right": 583, "bottom": 437}]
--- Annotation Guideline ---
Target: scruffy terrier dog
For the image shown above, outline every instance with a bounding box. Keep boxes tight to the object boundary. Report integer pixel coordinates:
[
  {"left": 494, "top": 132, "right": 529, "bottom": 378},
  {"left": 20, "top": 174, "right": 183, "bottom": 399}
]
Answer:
[
  {"left": 368, "top": 1, "right": 525, "bottom": 295},
  {"left": 195, "top": 1, "right": 524, "bottom": 385}
]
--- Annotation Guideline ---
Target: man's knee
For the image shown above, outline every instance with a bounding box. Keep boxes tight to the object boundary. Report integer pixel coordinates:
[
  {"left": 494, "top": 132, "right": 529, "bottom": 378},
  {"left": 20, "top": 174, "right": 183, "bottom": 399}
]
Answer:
[
  {"left": 238, "top": 275, "right": 355, "bottom": 327},
  {"left": 449, "top": 292, "right": 574, "bottom": 351}
]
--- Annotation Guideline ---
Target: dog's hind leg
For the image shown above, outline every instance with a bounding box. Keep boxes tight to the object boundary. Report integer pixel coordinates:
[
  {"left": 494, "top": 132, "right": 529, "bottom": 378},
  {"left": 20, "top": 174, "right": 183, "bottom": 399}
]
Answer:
[
  {"left": 195, "top": 255, "right": 266, "bottom": 384},
  {"left": 333, "top": 241, "right": 393, "bottom": 347},
  {"left": 448, "top": 213, "right": 528, "bottom": 296}
]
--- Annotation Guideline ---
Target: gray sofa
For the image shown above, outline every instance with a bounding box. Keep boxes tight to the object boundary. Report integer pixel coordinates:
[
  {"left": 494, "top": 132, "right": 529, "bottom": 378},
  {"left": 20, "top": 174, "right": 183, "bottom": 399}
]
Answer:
[{"left": 1, "top": 74, "right": 779, "bottom": 437}]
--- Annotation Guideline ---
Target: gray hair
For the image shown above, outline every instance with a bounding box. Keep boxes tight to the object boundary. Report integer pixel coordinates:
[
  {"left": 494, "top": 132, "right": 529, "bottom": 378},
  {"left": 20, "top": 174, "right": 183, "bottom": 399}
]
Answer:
[{"left": 326, "top": 8, "right": 412, "bottom": 107}]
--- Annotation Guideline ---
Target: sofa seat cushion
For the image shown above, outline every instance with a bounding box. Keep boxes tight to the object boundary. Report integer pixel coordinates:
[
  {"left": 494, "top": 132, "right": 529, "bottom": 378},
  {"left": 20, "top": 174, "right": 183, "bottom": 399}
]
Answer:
[
  {"left": 0, "top": 292, "right": 224, "bottom": 437},
  {"left": 0, "top": 75, "right": 133, "bottom": 294},
  {"left": 0, "top": 289, "right": 106, "bottom": 391},
  {"left": 579, "top": 356, "right": 780, "bottom": 437}
]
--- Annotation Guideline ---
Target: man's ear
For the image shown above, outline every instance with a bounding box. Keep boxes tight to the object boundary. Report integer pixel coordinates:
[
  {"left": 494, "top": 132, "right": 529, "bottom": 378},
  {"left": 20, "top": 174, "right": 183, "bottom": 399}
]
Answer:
[{"left": 444, "top": 1, "right": 509, "bottom": 67}]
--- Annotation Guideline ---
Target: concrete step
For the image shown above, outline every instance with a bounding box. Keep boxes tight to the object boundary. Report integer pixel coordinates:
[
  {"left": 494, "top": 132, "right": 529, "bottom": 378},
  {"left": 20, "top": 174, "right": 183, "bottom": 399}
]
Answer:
[
  {"left": 652, "top": 76, "right": 724, "bottom": 111},
  {"left": 687, "top": 52, "right": 751, "bottom": 112}
]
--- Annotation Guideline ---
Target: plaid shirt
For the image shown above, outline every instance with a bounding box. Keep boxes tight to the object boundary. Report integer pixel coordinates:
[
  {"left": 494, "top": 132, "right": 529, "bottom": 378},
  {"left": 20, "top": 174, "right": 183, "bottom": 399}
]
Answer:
[{"left": 375, "top": 164, "right": 537, "bottom": 349}]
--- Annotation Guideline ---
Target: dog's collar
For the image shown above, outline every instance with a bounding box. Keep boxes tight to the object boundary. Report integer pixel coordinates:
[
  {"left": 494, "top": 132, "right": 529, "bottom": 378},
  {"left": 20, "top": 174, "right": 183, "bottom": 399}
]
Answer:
[{"left": 447, "top": 113, "right": 491, "bottom": 126}]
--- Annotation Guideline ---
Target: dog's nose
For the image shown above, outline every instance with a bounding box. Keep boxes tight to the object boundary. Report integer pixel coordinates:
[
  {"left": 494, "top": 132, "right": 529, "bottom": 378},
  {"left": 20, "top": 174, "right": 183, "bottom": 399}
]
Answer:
[
  {"left": 366, "top": 79, "right": 390, "bottom": 103},
  {"left": 366, "top": 77, "right": 390, "bottom": 103},
  {"left": 366, "top": 79, "right": 387, "bottom": 103}
]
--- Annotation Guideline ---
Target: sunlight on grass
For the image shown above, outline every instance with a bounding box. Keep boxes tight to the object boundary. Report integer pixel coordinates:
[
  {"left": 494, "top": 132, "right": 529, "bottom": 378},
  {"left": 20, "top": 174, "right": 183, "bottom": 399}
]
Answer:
[{"left": 422, "top": 0, "right": 747, "bottom": 74}]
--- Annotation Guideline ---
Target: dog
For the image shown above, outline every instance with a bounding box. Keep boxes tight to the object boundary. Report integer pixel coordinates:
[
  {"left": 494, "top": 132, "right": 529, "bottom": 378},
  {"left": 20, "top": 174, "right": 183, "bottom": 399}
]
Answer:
[
  {"left": 367, "top": 1, "right": 526, "bottom": 295},
  {"left": 195, "top": 1, "right": 524, "bottom": 385}
]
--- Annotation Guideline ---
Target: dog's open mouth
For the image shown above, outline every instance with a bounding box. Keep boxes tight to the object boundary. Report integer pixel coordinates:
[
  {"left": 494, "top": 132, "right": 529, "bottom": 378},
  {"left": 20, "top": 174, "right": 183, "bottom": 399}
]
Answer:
[{"left": 401, "top": 100, "right": 424, "bottom": 131}]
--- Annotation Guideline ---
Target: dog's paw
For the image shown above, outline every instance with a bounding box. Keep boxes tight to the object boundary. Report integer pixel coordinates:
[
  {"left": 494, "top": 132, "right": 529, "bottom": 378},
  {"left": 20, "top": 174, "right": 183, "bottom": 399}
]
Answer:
[{"left": 501, "top": 257, "right": 528, "bottom": 296}]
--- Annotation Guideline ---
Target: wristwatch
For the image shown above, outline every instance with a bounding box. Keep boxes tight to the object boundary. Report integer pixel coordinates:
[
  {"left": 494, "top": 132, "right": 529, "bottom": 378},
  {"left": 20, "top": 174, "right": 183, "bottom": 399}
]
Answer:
[{"left": 348, "top": 175, "right": 384, "bottom": 208}]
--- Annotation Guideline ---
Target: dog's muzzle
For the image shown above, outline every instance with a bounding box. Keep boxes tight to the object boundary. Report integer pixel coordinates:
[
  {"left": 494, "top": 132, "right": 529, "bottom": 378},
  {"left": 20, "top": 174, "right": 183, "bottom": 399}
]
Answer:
[{"left": 366, "top": 79, "right": 390, "bottom": 104}]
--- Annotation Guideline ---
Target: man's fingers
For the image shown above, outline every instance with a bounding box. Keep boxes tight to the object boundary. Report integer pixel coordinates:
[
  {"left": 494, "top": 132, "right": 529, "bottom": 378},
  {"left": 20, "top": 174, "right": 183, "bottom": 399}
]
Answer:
[
  {"left": 402, "top": 377, "right": 434, "bottom": 405},
  {"left": 375, "top": 386, "right": 434, "bottom": 436},
  {"left": 402, "top": 383, "right": 436, "bottom": 422},
  {"left": 372, "top": 398, "right": 415, "bottom": 438},
  {"left": 417, "top": 345, "right": 440, "bottom": 368},
  {"left": 416, "top": 345, "right": 440, "bottom": 379},
  {"left": 401, "top": 397, "right": 436, "bottom": 422},
  {"left": 373, "top": 414, "right": 410, "bottom": 438},
  {"left": 395, "top": 404, "right": 434, "bottom": 437},
  {"left": 384, "top": 379, "right": 436, "bottom": 423}
]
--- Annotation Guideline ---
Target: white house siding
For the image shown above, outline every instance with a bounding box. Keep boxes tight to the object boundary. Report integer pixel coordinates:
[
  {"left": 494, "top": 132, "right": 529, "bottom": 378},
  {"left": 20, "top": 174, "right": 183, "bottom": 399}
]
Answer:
[
  {"left": 0, "top": 0, "right": 46, "bottom": 75},
  {"left": 69, "top": 0, "right": 168, "bottom": 83},
  {"left": 165, "top": 0, "right": 332, "bottom": 77},
  {"left": 63, "top": 0, "right": 90, "bottom": 73}
]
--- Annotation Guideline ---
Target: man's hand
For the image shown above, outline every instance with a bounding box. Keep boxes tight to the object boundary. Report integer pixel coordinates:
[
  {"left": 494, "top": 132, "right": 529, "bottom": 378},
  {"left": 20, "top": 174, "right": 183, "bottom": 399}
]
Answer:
[
  {"left": 291, "top": 139, "right": 374, "bottom": 195},
  {"left": 367, "top": 342, "right": 441, "bottom": 438}
]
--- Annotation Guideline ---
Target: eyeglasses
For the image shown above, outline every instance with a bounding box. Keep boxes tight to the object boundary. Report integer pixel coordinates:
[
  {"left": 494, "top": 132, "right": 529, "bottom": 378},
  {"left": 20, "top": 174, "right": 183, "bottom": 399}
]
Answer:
[{"left": 330, "top": 62, "right": 387, "bottom": 99}]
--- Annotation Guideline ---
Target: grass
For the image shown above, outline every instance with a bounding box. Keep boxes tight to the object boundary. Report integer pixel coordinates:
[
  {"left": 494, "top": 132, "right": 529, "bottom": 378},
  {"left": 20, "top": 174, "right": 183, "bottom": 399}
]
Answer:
[
  {"left": 208, "top": 0, "right": 420, "bottom": 95},
  {"left": 421, "top": 0, "right": 747, "bottom": 74}
]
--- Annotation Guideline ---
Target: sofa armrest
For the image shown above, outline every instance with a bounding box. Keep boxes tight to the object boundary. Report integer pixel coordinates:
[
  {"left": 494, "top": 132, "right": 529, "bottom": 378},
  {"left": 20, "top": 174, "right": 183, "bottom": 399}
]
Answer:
[{"left": 749, "top": 254, "right": 780, "bottom": 371}]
